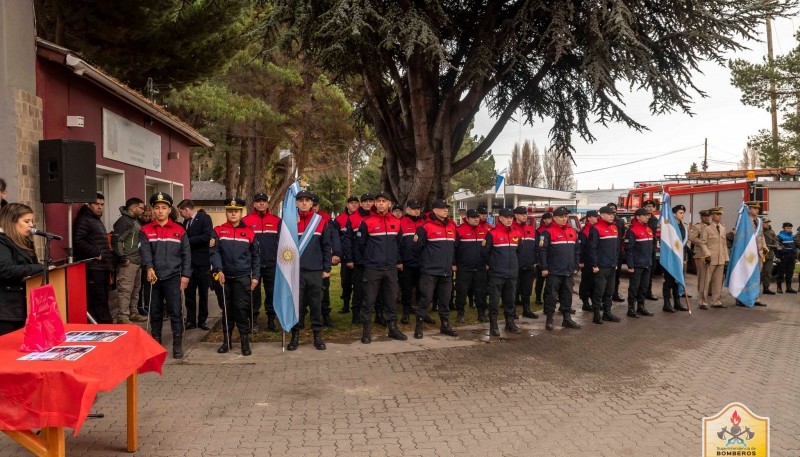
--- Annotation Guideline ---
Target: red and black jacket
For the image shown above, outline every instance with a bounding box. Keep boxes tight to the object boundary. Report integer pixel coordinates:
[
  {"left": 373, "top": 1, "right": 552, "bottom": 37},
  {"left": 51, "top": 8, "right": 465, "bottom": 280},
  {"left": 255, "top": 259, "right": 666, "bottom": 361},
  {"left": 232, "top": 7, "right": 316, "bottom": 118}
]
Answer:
[
  {"left": 210, "top": 222, "right": 260, "bottom": 278},
  {"left": 399, "top": 215, "right": 425, "bottom": 267},
  {"left": 298, "top": 210, "right": 332, "bottom": 272},
  {"left": 481, "top": 224, "right": 522, "bottom": 279},
  {"left": 139, "top": 220, "right": 192, "bottom": 280},
  {"left": 333, "top": 210, "right": 353, "bottom": 262},
  {"left": 512, "top": 220, "right": 537, "bottom": 270},
  {"left": 314, "top": 209, "right": 340, "bottom": 258},
  {"left": 356, "top": 211, "right": 402, "bottom": 270},
  {"left": 413, "top": 214, "right": 457, "bottom": 276},
  {"left": 538, "top": 222, "right": 580, "bottom": 276},
  {"left": 455, "top": 222, "right": 489, "bottom": 271},
  {"left": 479, "top": 220, "right": 494, "bottom": 232},
  {"left": 624, "top": 219, "right": 654, "bottom": 268},
  {"left": 579, "top": 221, "right": 593, "bottom": 263},
  {"left": 586, "top": 219, "right": 619, "bottom": 268},
  {"left": 242, "top": 210, "right": 281, "bottom": 269},
  {"left": 347, "top": 207, "right": 371, "bottom": 265}
]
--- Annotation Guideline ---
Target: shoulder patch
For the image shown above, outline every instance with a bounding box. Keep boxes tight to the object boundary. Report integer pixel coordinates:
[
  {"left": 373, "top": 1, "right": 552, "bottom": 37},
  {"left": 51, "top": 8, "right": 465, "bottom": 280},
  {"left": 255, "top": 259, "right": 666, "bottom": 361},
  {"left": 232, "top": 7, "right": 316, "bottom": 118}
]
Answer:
[
  {"left": 481, "top": 238, "right": 487, "bottom": 246},
  {"left": 539, "top": 238, "right": 544, "bottom": 247},
  {"left": 413, "top": 234, "right": 419, "bottom": 242}
]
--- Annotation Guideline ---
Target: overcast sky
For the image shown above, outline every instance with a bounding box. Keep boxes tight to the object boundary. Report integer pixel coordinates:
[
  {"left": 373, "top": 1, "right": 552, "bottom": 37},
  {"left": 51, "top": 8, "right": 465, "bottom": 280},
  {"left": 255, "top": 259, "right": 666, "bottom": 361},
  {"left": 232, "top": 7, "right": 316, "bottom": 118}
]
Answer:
[{"left": 473, "top": 17, "right": 798, "bottom": 190}]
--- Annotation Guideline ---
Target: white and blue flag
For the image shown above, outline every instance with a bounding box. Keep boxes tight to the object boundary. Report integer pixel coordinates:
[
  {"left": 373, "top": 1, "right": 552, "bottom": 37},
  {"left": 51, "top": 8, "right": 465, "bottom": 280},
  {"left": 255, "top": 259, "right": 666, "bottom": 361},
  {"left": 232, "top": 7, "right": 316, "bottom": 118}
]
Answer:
[
  {"left": 724, "top": 203, "right": 762, "bottom": 307},
  {"left": 658, "top": 193, "right": 689, "bottom": 294},
  {"left": 273, "top": 182, "right": 301, "bottom": 332}
]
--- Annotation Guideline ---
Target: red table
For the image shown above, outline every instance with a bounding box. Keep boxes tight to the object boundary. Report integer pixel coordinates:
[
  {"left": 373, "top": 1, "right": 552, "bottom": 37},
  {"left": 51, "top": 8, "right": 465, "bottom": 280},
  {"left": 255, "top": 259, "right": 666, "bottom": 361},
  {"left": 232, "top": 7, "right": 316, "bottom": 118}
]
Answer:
[{"left": 0, "top": 324, "right": 167, "bottom": 456}]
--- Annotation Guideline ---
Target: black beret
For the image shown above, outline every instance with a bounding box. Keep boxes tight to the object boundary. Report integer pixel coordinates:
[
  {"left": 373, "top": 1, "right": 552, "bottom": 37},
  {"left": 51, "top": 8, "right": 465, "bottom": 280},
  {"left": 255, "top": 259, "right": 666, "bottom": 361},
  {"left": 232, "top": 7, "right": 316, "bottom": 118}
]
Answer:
[
  {"left": 466, "top": 209, "right": 479, "bottom": 218},
  {"left": 586, "top": 210, "right": 599, "bottom": 217},
  {"left": 634, "top": 208, "right": 650, "bottom": 216},
  {"left": 498, "top": 208, "right": 513, "bottom": 218},
  {"left": 431, "top": 199, "right": 449, "bottom": 209},
  {"left": 513, "top": 206, "right": 527, "bottom": 215}
]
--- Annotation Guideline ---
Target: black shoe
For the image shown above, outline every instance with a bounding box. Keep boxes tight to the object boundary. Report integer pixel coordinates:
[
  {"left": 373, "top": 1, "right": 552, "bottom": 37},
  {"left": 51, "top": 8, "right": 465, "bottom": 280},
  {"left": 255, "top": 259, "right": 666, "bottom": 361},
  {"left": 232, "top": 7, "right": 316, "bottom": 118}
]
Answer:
[
  {"left": 662, "top": 303, "right": 675, "bottom": 313},
  {"left": 375, "top": 314, "right": 387, "bottom": 327},
  {"left": 763, "top": 288, "right": 775, "bottom": 295},
  {"left": 361, "top": 322, "right": 372, "bottom": 344},
  {"left": 673, "top": 303, "right": 689, "bottom": 312},
  {"left": 172, "top": 334, "right": 184, "bottom": 359},
  {"left": 217, "top": 338, "right": 230, "bottom": 354},
  {"left": 198, "top": 323, "right": 210, "bottom": 331},
  {"left": 184, "top": 323, "right": 197, "bottom": 330},
  {"left": 351, "top": 314, "right": 361, "bottom": 325},
  {"left": 602, "top": 311, "right": 621, "bottom": 322},
  {"left": 440, "top": 319, "right": 458, "bottom": 336},
  {"left": 786, "top": 288, "right": 798, "bottom": 294},
  {"left": 414, "top": 317, "right": 424, "bottom": 339},
  {"left": 593, "top": 309, "right": 603, "bottom": 324},
  {"left": 545, "top": 314, "right": 554, "bottom": 331},
  {"left": 267, "top": 315, "right": 278, "bottom": 332},
  {"left": 504, "top": 319, "right": 521, "bottom": 334},
  {"left": 387, "top": 321, "right": 408, "bottom": 340},
  {"left": 421, "top": 315, "right": 436, "bottom": 324},
  {"left": 777, "top": 285, "right": 784, "bottom": 293},
  {"left": 313, "top": 330, "right": 326, "bottom": 350},
  {"left": 612, "top": 293, "right": 625, "bottom": 302},
  {"left": 645, "top": 293, "right": 658, "bottom": 301},
  {"left": 287, "top": 329, "right": 300, "bottom": 351},
  {"left": 755, "top": 301, "right": 767, "bottom": 307},
  {"left": 581, "top": 302, "right": 593, "bottom": 312},
  {"left": 534, "top": 299, "right": 544, "bottom": 306},
  {"left": 241, "top": 334, "right": 252, "bottom": 356},
  {"left": 627, "top": 306, "right": 638, "bottom": 318},
  {"left": 489, "top": 317, "right": 501, "bottom": 336},
  {"left": 522, "top": 310, "right": 539, "bottom": 319},
  {"left": 561, "top": 314, "right": 581, "bottom": 329},
  {"left": 323, "top": 314, "right": 335, "bottom": 329},
  {"left": 477, "top": 310, "right": 486, "bottom": 323},
  {"left": 637, "top": 305, "right": 654, "bottom": 316},
  {"left": 455, "top": 312, "right": 465, "bottom": 323},
  {"left": 735, "top": 300, "right": 748, "bottom": 307},
  {"left": 339, "top": 306, "right": 350, "bottom": 314},
  {"left": 569, "top": 309, "right": 577, "bottom": 314},
  {"left": 401, "top": 313, "right": 410, "bottom": 324}
]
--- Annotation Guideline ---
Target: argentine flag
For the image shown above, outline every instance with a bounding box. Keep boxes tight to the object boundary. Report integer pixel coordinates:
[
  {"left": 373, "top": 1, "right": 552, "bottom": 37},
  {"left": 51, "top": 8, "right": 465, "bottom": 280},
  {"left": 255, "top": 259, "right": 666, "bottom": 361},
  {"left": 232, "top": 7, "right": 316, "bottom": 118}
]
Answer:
[
  {"left": 658, "top": 193, "right": 689, "bottom": 294},
  {"left": 273, "top": 182, "right": 301, "bottom": 332},
  {"left": 724, "top": 203, "right": 762, "bottom": 307}
]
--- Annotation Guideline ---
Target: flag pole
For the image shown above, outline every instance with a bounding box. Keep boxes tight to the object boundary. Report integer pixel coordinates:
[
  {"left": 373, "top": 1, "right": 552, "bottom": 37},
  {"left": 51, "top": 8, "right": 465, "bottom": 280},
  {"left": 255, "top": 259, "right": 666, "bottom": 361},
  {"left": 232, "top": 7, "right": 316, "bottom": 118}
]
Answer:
[{"left": 282, "top": 331, "right": 285, "bottom": 352}]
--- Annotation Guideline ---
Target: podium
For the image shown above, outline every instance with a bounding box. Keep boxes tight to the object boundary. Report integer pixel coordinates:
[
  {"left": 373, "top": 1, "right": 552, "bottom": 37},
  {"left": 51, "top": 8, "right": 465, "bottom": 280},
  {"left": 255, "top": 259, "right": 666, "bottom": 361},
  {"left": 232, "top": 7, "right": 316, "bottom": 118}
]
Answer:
[{"left": 25, "top": 260, "right": 91, "bottom": 324}]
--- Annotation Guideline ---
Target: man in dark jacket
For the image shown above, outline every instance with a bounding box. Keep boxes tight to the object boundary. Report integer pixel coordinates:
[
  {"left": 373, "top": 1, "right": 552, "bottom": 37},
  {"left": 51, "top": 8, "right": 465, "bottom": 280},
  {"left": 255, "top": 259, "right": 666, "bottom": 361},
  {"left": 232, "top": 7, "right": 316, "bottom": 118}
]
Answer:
[
  {"left": 512, "top": 206, "right": 538, "bottom": 319},
  {"left": 242, "top": 193, "right": 281, "bottom": 332},
  {"left": 578, "top": 210, "right": 599, "bottom": 311},
  {"left": 538, "top": 206, "right": 581, "bottom": 331},
  {"left": 625, "top": 208, "right": 656, "bottom": 317},
  {"left": 586, "top": 206, "right": 622, "bottom": 324},
  {"left": 345, "top": 194, "right": 374, "bottom": 325},
  {"left": 73, "top": 193, "right": 114, "bottom": 324},
  {"left": 398, "top": 199, "right": 424, "bottom": 323},
  {"left": 178, "top": 199, "right": 214, "bottom": 330},
  {"left": 112, "top": 197, "right": 147, "bottom": 324},
  {"left": 481, "top": 208, "right": 522, "bottom": 336},
  {"left": 643, "top": 199, "right": 660, "bottom": 301},
  {"left": 607, "top": 202, "right": 627, "bottom": 302},
  {"left": 455, "top": 209, "right": 489, "bottom": 322},
  {"left": 333, "top": 196, "right": 359, "bottom": 314}
]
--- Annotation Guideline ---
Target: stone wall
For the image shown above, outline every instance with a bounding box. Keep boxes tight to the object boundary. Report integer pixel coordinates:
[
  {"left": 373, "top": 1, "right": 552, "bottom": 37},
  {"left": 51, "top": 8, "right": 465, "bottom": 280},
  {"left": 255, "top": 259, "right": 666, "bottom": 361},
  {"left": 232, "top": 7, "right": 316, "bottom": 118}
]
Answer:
[{"left": 14, "top": 88, "right": 45, "bottom": 256}]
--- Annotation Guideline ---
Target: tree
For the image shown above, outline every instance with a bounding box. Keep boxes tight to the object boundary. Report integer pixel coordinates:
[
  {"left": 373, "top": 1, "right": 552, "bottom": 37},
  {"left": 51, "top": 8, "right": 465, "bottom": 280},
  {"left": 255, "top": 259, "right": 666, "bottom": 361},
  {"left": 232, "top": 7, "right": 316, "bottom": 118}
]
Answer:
[
  {"left": 35, "top": 0, "right": 253, "bottom": 90},
  {"left": 543, "top": 148, "right": 575, "bottom": 191},
  {"left": 508, "top": 140, "right": 542, "bottom": 186},
  {"left": 738, "top": 145, "right": 761, "bottom": 170},
  {"left": 689, "top": 162, "right": 699, "bottom": 173},
  {"left": 270, "top": 0, "right": 793, "bottom": 205}
]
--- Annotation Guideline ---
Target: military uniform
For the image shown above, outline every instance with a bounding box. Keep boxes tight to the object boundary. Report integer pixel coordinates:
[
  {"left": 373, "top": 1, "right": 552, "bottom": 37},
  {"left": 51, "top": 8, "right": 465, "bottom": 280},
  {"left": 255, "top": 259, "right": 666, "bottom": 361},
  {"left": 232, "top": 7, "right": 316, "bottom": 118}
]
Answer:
[
  {"left": 398, "top": 200, "right": 424, "bottom": 323},
  {"left": 538, "top": 207, "right": 582, "bottom": 330},
  {"left": 454, "top": 210, "right": 489, "bottom": 321},
  {"left": 578, "top": 211, "right": 598, "bottom": 311},
  {"left": 333, "top": 197, "right": 358, "bottom": 314},
  {"left": 776, "top": 224, "right": 797, "bottom": 293},
  {"left": 512, "top": 206, "right": 539, "bottom": 319},
  {"left": 242, "top": 193, "right": 281, "bottom": 332},
  {"left": 643, "top": 200, "right": 659, "bottom": 301},
  {"left": 761, "top": 219, "right": 777, "bottom": 294},
  {"left": 689, "top": 210, "right": 712, "bottom": 306},
  {"left": 704, "top": 207, "right": 729, "bottom": 308},
  {"left": 534, "top": 213, "right": 553, "bottom": 304},
  {"left": 585, "top": 207, "right": 621, "bottom": 324},
  {"left": 345, "top": 195, "right": 373, "bottom": 324},
  {"left": 481, "top": 208, "right": 522, "bottom": 336},
  {"left": 624, "top": 208, "right": 655, "bottom": 317}
]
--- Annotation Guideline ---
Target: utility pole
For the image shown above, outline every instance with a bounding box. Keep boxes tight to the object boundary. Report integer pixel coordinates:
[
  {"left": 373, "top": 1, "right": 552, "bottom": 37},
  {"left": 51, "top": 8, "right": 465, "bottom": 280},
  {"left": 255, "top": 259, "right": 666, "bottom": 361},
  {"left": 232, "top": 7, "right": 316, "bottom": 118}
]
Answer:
[
  {"left": 703, "top": 138, "right": 708, "bottom": 171},
  {"left": 766, "top": 17, "right": 780, "bottom": 156}
]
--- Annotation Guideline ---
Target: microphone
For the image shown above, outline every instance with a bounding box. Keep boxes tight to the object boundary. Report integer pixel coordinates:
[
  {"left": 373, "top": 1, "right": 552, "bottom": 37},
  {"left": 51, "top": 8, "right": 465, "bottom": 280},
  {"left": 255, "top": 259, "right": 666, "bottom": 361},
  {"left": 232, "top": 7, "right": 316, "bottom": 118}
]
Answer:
[{"left": 30, "top": 228, "right": 63, "bottom": 240}]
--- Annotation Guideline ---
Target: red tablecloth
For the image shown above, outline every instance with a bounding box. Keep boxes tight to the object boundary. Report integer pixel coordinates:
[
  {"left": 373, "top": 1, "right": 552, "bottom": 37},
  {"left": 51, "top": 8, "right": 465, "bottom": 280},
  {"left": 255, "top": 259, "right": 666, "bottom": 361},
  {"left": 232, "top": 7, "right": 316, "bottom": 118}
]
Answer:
[{"left": 0, "top": 324, "right": 166, "bottom": 434}]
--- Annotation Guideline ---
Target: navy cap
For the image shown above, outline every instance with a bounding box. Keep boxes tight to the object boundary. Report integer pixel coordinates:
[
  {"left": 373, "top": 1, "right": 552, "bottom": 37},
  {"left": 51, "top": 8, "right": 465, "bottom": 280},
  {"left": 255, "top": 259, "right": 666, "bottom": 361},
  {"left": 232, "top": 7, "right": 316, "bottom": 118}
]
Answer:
[
  {"left": 252, "top": 192, "right": 269, "bottom": 202},
  {"left": 149, "top": 192, "right": 173, "bottom": 207},
  {"left": 513, "top": 206, "right": 527, "bottom": 215},
  {"left": 405, "top": 199, "right": 421, "bottom": 209},
  {"left": 635, "top": 208, "right": 650, "bottom": 216},
  {"left": 431, "top": 199, "right": 449, "bottom": 209},
  {"left": 541, "top": 212, "right": 553, "bottom": 219},
  {"left": 599, "top": 206, "right": 615, "bottom": 214},
  {"left": 312, "top": 195, "right": 320, "bottom": 205},
  {"left": 477, "top": 206, "right": 488, "bottom": 214},
  {"left": 586, "top": 210, "right": 599, "bottom": 217},
  {"left": 606, "top": 202, "right": 618, "bottom": 209},
  {"left": 374, "top": 191, "right": 392, "bottom": 201},
  {"left": 391, "top": 204, "right": 402, "bottom": 212},
  {"left": 553, "top": 207, "right": 569, "bottom": 216},
  {"left": 699, "top": 209, "right": 711, "bottom": 217},
  {"left": 224, "top": 197, "right": 246, "bottom": 210},
  {"left": 346, "top": 195, "right": 359, "bottom": 203},
  {"left": 498, "top": 208, "right": 513, "bottom": 218},
  {"left": 672, "top": 204, "right": 685, "bottom": 213},
  {"left": 643, "top": 199, "right": 657, "bottom": 207},
  {"left": 466, "top": 209, "right": 479, "bottom": 218},
  {"left": 360, "top": 193, "right": 374, "bottom": 201},
  {"left": 296, "top": 190, "right": 314, "bottom": 200}
]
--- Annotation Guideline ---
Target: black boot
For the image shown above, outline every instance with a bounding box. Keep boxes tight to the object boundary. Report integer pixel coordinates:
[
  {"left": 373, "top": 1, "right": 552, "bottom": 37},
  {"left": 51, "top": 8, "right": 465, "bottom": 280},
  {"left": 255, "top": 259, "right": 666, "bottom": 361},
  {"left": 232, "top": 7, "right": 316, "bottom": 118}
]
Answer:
[
  {"left": 172, "top": 333, "right": 184, "bottom": 359},
  {"left": 637, "top": 303, "right": 654, "bottom": 316},
  {"left": 786, "top": 287, "right": 798, "bottom": 294},
  {"left": 477, "top": 308, "right": 486, "bottom": 323},
  {"left": 645, "top": 292, "right": 658, "bottom": 301},
  {"left": 522, "top": 303, "right": 539, "bottom": 319},
  {"left": 267, "top": 314, "right": 278, "bottom": 332},
  {"left": 662, "top": 297, "right": 675, "bottom": 313},
  {"left": 421, "top": 314, "right": 436, "bottom": 324},
  {"left": 241, "top": 333, "right": 252, "bottom": 356},
  {"left": 763, "top": 286, "right": 775, "bottom": 295},
  {"left": 313, "top": 329, "right": 326, "bottom": 350},
  {"left": 777, "top": 283, "right": 783, "bottom": 293},
  {"left": 375, "top": 312, "right": 387, "bottom": 327},
  {"left": 581, "top": 300, "right": 593, "bottom": 312},
  {"left": 414, "top": 317, "right": 424, "bottom": 339},
  {"left": 504, "top": 318, "right": 521, "bottom": 334},
  {"left": 440, "top": 319, "right": 458, "bottom": 336},
  {"left": 351, "top": 310, "right": 361, "bottom": 325},
  {"left": 673, "top": 297, "right": 689, "bottom": 311},
  {"left": 217, "top": 332, "right": 231, "bottom": 353},
  {"left": 602, "top": 305, "right": 621, "bottom": 322},
  {"left": 401, "top": 313, "right": 410, "bottom": 324},
  {"left": 593, "top": 308, "right": 603, "bottom": 324},
  {"left": 387, "top": 320, "right": 408, "bottom": 340},
  {"left": 360, "top": 322, "right": 372, "bottom": 344},
  {"left": 561, "top": 312, "right": 581, "bottom": 329},
  {"left": 627, "top": 303, "right": 638, "bottom": 318},
  {"left": 545, "top": 314, "right": 554, "bottom": 331},
  {"left": 339, "top": 302, "right": 350, "bottom": 314},
  {"left": 489, "top": 316, "right": 500, "bottom": 336},
  {"left": 612, "top": 293, "right": 625, "bottom": 302},
  {"left": 323, "top": 314, "right": 335, "bottom": 329},
  {"left": 151, "top": 331, "right": 162, "bottom": 345},
  {"left": 456, "top": 312, "right": 465, "bottom": 323},
  {"left": 287, "top": 329, "right": 300, "bottom": 351}
]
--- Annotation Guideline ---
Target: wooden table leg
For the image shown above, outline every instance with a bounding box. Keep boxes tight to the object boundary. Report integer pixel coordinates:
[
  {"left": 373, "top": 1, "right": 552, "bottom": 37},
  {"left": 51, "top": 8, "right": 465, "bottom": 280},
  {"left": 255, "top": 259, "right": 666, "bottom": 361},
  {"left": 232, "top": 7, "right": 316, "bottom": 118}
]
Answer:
[
  {"left": 126, "top": 372, "right": 138, "bottom": 452},
  {"left": 43, "top": 427, "right": 65, "bottom": 457},
  {"left": 3, "top": 427, "right": 64, "bottom": 457}
]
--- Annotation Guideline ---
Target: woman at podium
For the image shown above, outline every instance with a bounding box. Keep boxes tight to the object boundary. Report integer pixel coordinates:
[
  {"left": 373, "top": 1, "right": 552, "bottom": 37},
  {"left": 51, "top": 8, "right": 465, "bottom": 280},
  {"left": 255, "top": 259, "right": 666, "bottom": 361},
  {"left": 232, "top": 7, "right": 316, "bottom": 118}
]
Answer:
[{"left": 0, "top": 203, "right": 44, "bottom": 336}]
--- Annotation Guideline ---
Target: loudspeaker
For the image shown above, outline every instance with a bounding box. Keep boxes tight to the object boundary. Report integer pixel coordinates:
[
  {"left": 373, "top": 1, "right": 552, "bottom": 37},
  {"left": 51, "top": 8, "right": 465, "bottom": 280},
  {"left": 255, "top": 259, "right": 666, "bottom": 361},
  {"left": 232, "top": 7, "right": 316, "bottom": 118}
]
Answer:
[{"left": 39, "top": 139, "right": 97, "bottom": 203}]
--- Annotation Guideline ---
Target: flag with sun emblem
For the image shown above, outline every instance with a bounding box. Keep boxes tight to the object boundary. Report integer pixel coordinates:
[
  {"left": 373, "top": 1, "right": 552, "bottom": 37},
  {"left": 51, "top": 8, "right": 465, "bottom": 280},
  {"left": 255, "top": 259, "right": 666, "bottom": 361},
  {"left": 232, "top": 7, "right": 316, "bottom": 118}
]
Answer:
[
  {"left": 273, "top": 182, "right": 301, "bottom": 331},
  {"left": 658, "top": 193, "right": 689, "bottom": 294},
  {"left": 724, "top": 203, "right": 762, "bottom": 307}
]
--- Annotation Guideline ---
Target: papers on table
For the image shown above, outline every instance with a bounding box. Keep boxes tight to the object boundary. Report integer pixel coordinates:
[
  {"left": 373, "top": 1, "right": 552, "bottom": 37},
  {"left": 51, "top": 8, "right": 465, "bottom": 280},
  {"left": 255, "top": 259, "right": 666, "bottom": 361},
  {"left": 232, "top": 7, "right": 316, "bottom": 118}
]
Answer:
[
  {"left": 65, "top": 330, "right": 127, "bottom": 342},
  {"left": 18, "top": 345, "right": 95, "bottom": 361}
]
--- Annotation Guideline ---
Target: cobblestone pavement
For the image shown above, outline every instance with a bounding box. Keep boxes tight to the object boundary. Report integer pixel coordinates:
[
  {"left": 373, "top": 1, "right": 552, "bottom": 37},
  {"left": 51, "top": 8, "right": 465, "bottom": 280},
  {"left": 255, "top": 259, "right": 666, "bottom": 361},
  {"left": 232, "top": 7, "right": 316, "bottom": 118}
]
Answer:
[{"left": 2, "top": 276, "right": 799, "bottom": 456}]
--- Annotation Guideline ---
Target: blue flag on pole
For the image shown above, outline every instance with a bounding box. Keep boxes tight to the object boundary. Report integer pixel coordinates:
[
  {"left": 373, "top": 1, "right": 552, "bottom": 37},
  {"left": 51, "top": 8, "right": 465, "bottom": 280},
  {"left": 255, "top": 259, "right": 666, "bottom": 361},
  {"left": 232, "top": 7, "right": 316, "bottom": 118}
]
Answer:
[
  {"left": 273, "top": 182, "right": 301, "bottom": 332},
  {"left": 724, "top": 203, "right": 762, "bottom": 307},
  {"left": 658, "top": 193, "right": 689, "bottom": 294}
]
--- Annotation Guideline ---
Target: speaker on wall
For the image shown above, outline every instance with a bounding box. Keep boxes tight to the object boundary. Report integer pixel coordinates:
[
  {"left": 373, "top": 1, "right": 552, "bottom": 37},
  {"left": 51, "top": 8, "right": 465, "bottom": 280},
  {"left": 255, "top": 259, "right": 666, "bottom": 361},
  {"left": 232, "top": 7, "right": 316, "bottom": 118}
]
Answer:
[{"left": 39, "top": 139, "right": 97, "bottom": 203}]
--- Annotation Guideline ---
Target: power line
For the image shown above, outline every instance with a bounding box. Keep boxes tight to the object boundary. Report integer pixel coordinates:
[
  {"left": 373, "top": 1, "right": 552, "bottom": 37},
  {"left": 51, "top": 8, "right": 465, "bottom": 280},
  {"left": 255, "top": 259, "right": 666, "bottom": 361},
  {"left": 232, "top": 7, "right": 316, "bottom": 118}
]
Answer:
[{"left": 574, "top": 144, "right": 703, "bottom": 175}]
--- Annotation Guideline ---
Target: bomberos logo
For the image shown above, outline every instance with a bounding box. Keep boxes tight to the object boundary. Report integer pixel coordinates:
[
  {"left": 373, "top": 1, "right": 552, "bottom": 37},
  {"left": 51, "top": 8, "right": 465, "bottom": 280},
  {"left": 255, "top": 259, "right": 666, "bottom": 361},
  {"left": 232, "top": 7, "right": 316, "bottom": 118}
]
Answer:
[{"left": 702, "top": 402, "right": 769, "bottom": 457}]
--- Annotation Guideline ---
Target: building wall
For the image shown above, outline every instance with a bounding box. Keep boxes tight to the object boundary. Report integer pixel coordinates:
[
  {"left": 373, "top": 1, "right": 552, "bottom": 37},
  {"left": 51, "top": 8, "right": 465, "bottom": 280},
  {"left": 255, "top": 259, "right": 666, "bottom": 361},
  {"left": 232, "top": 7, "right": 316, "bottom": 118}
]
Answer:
[
  {"left": 14, "top": 88, "right": 44, "bottom": 232},
  {"left": 36, "top": 58, "right": 193, "bottom": 259}
]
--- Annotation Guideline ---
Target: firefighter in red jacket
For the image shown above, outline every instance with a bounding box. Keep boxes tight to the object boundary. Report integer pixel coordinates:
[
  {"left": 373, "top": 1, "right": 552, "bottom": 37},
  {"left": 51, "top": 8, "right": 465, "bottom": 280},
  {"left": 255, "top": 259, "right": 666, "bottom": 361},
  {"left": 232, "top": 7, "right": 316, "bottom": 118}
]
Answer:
[
  {"left": 412, "top": 199, "right": 458, "bottom": 339},
  {"left": 585, "top": 206, "right": 622, "bottom": 324},
  {"left": 578, "top": 210, "right": 599, "bottom": 311},
  {"left": 356, "top": 192, "right": 407, "bottom": 343},
  {"left": 477, "top": 206, "right": 493, "bottom": 231},
  {"left": 346, "top": 194, "right": 375, "bottom": 325},
  {"left": 534, "top": 212, "right": 553, "bottom": 305},
  {"left": 481, "top": 208, "right": 522, "bottom": 336},
  {"left": 624, "top": 208, "right": 656, "bottom": 317},
  {"left": 538, "top": 207, "right": 581, "bottom": 331},
  {"left": 399, "top": 199, "right": 425, "bottom": 324},
  {"left": 333, "top": 196, "right": 359, "bottom": 314},
  {"left": 242, "top": 192, "right": 281, "bottom": 333},
  {"left": 455, "top": 209, "right": 489, "bottom": 322},
  {"left": 512, "top": 206, "right": 539, "bottom": 320},
  {"left": 312, "top": 195, "right": 339, "bottom": 329}
]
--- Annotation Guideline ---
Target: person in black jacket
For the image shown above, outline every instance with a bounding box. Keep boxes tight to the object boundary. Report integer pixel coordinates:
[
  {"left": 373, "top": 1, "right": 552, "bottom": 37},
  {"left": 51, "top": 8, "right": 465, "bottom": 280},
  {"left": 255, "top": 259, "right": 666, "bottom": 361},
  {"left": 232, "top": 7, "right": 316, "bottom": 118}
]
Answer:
[
  {"left": 643, "top": 199, "right": 660, "bottom": 301},
  {"left": 607, "top": 202, "right": 627, "bottom": 302},
  {"left": 586, "top": 206, "right": 622, "bottom": 324},
  {"left": 178, "top": 200, "right": 214, "bottom": 330},
  {"left": 73, "top": 193, "right": 114, "bottom": 324},
  {"left": 0, "top": 203, "right": 44, "bottom": 336},
  {"left": 538, "top": 207, "right": 582, "bottom": 331},
  {"left": 625, "top": 208, "right": 656, "bottom": 317},
  {"left": 112, "top": 198, "right": 147, "bottom": 324},
  {"left": 481, "top": 208, "right": 521, "bottom": 336}
]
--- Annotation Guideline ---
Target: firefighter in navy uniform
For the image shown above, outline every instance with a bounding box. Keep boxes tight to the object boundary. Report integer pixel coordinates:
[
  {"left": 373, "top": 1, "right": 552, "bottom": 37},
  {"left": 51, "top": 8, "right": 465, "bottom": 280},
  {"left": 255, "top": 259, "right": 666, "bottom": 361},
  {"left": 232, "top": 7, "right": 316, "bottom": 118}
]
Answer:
[
  {"left": 243, "top": 192, "right": 281, "bottom": 332},
  {"left": 285, "top": 191, "right": 332, "bottom": 351},
  {"left": 346, "top": 194, "right": 374, "bottom": 325},
  {"left": 538, "top": 206, "right": 581, "bottom": 331},
  {"left": 643, "top": 200, "right": 660, "bottom": 301},
  {"left": 312, "top": 195, "right": 339, "bottom": 328},
  {"left": 210, "top": 198, "right": 260, "bottom": 356},
  {"left": 578, "top": 210, "right": 599, "bottom": 311},
  {"left": 477, "top": 206, "right": 493, "bottom": 232},
  {"left": 139, "top": 192, "right": 192, "bottom": 359},
  {"left": 607, "top": 202, "right": 627, "bottom": 302},
  {"left": 398, "top": 199, "right": 425, "bottom": 324},
  {"left": 512, "top": 206, "right": 539, "bottom": 319},
  {"left": 625, "top": 208, "right": 655, "bottom": 318},
  {"left": 455, "top": 209, "right": 489, "bottom": 322},
  {"left": 481, "top": 208, "right": 522, "bottom": 336},
  {"left": 534, "top": 212, "right": 554, "bottom": 305},
  {"left": 412, "top": 199, "right": 458, "bottom": 339},
  {"left": 356, "top": 192, "right": 407, "bottom": 343},
  {"left": 333, "top": 196, "right": 359, "bottom": 314},
  {"left": 585, "top": 206, "right": 622, "bottom": 324}
]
